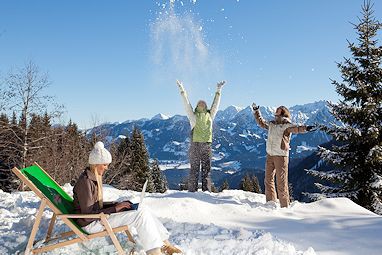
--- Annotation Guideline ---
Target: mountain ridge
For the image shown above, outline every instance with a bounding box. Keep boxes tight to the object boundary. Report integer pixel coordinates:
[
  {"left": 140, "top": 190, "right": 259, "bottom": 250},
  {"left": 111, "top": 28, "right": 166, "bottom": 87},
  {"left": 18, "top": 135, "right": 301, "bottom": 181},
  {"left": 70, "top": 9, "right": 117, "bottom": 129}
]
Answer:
[{"left": 89, "top": 100, "right": 334, "bottom": 170}]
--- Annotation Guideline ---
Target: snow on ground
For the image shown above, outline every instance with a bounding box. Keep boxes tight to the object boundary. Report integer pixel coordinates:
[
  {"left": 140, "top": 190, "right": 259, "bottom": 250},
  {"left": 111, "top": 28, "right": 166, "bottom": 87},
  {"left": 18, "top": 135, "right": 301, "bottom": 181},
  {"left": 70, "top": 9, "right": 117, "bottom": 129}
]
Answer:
[{"left": 1, "top": 185, "right": 381, "bottom": 255}]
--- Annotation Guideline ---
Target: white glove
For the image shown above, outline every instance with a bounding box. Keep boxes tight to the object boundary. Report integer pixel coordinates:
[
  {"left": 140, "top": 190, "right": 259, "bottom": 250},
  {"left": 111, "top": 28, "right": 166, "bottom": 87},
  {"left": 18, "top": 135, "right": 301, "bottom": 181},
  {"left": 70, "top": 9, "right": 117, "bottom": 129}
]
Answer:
[
  {"left": 217, "top": 80, "right": 226, "bottom": 90},
  {"left": 176, "top": 80, "right": 185, "bottom": 92}
]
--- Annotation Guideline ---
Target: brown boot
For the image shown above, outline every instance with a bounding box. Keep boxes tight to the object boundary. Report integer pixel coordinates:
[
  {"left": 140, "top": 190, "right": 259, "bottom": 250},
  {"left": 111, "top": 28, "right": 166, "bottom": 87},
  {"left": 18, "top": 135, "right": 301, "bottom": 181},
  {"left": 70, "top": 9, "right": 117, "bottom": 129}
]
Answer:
[{"left": 161, "top": 244, "right": 182, "bottom": 255}]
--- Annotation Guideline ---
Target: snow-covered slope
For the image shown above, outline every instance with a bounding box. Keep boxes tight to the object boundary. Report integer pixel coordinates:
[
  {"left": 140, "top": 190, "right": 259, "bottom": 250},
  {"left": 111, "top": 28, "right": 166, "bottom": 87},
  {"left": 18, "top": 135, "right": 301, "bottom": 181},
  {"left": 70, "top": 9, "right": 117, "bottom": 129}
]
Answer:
[{"left": 1, "top": 186, "right": 381, "bottom": 255}]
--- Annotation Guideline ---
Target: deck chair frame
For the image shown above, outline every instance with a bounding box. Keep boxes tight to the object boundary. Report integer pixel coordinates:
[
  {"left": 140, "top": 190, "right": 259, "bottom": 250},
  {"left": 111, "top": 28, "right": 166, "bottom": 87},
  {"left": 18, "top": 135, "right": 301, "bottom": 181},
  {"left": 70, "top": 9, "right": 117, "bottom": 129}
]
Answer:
[{"left": 12, "top": 162, "right": 136, "bottom": 255}]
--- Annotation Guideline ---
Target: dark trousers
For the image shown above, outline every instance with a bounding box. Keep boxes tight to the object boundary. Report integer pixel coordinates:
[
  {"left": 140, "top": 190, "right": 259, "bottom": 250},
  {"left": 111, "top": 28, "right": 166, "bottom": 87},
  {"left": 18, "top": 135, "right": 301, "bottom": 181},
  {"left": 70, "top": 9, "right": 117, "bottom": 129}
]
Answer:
[{"left": 188, "top": 142, "right": 212, "bottom": 192}]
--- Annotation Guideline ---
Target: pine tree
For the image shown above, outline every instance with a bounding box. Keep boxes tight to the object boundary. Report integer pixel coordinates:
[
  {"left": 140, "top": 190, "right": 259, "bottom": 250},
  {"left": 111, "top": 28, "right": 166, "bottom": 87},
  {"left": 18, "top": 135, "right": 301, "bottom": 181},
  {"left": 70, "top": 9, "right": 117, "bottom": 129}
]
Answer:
[
  {"left": 219, "top": 179, "right": 230, "bottom": 192},
  {"left": 150, "top": 159, "right": 168, "bottom": 193},
  {"left": 0, "top": 112, "right": 21, "bottom": 191},
  {"left": 211, "top": 183, "right": 218, "bottom": 193},
  {"left": 289, "top": 183, "right": 295, "bottom": 202},
  {"left": 307, "top": 1, "right": 382, "bottom": 214},
  {"left": 0, "top": 113, "right": 9, "bottom": 125},
  {"left": 240, "top": 174, "right": 254, "bottom": 192},
  {"left": 130, "top": 127, "right": 154, "bottom": 191},
  {"left": 61, "top": 121, "right": 90, "bottom": 184},
  {"left": 179, "top": 176, "right": 188, "bottom": 191},
  {"left": 0, "top": 113, "right": 17, "bottom": 191},
  {"left": 252, "top": 175, "right": 262, "bottom": 194},
  {"left": 0, "top": 114, "right": 10, "bottom": 156}
]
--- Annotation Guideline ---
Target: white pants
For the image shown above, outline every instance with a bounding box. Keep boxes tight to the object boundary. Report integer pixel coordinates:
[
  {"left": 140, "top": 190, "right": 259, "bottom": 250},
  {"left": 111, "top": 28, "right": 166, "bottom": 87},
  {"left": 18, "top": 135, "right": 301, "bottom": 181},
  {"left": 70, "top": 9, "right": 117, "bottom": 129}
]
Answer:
[{"left": 83, "top": 206, "right": 170, "bottom": 252}]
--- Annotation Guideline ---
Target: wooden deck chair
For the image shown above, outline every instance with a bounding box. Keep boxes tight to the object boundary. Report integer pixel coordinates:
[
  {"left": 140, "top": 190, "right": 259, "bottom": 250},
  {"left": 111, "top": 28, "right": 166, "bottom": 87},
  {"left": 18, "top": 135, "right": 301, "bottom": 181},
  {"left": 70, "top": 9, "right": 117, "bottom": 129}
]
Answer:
[{"left": 11, "top": 162, "right": 136, "bottom": 255}]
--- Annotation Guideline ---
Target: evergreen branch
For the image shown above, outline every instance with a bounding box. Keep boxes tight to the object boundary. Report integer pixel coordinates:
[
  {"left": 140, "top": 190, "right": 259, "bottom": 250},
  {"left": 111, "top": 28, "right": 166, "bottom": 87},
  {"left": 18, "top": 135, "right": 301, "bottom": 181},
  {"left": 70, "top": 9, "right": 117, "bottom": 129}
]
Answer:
[{"left": 305, "top": 169, "right": 346, "bottom": 182}]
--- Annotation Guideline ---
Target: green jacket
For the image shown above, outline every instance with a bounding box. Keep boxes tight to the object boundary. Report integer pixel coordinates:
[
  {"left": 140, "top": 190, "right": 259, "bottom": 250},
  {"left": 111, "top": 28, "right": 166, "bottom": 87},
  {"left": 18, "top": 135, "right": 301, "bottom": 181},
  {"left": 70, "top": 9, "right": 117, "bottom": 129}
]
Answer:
[
  {"left": 179, "top": 89, "right": 222, "bottom": 143},
  {"left": 192, "top": 110, "right": 213, "bottom": 143}
]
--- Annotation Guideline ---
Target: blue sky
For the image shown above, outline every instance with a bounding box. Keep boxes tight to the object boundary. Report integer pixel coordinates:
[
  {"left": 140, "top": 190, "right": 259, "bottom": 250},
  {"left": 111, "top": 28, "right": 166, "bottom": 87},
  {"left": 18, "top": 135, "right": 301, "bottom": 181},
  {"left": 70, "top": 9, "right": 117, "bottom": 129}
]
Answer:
[{"left": 1, "top": 0, "right": 381, "bottom": 128}]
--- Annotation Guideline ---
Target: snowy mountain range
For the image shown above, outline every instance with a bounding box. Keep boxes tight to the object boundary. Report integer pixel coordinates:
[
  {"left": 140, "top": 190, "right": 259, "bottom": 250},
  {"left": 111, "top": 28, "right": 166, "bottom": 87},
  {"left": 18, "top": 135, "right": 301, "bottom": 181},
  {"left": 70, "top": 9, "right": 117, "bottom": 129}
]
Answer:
[{"left": 89, "top": 100, "right": 334, "bottom": 172}]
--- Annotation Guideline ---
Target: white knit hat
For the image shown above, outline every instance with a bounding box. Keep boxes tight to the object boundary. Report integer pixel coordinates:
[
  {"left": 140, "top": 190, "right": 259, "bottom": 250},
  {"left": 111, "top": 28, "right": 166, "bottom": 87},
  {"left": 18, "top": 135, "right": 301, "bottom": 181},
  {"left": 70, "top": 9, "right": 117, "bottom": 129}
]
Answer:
[{"left": 89, "top": 141, "right": 112, "bottom": 165}]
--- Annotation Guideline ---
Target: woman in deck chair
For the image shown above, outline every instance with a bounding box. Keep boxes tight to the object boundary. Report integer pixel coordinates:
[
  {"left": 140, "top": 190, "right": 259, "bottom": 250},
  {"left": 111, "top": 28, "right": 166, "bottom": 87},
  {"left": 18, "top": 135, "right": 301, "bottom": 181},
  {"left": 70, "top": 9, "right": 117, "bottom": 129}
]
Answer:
[{"left": 73, "top": 141, "right": 182, "bottom": 255}]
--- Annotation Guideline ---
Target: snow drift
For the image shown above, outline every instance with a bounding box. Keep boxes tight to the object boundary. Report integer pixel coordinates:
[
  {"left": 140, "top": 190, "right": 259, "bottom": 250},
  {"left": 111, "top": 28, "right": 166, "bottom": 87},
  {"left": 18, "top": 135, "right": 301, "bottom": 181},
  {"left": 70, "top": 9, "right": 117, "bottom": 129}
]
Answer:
[{"left": 0, "top": 185, "right": 381, "bottom": 255}]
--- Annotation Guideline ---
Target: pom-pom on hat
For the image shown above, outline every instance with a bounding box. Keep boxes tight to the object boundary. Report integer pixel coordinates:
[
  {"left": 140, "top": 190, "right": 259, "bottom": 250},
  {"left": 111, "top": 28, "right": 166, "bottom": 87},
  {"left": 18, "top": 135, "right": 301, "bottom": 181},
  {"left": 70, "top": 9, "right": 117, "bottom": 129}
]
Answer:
[{"left": 88, "top": 141, "right": 112, "bottom": 165}]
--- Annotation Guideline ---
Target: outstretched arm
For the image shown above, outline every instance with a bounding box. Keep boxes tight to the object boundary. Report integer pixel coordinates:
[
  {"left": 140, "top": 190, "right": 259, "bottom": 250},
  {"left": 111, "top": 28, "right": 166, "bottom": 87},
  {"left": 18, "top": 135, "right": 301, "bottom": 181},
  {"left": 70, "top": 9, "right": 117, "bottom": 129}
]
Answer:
[
  {"left": 284, "top": 125, "right": 316, "bottom": 135},
  {"left": 176, "top": 80, "right": 196, "bottom": 127},
  {"left": 210, "top": 81, "right": 225, "bottom": 119},
  {"left": 252, "top": 103, "right": 269, "bottom": 130}
]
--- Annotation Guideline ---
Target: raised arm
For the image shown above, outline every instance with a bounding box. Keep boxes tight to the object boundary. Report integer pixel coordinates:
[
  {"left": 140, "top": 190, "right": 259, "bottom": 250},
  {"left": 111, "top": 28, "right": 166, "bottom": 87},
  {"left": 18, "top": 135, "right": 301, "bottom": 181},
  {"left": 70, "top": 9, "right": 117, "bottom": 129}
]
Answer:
[
  {"left": 252, "top": 103, "right": 269, "bottom": 130},
  {"left": 176, "top": 80, "right": 196, "bottom": 127},
  {"left": 210, "top": 81, "right": 225, "bottom": 119}
]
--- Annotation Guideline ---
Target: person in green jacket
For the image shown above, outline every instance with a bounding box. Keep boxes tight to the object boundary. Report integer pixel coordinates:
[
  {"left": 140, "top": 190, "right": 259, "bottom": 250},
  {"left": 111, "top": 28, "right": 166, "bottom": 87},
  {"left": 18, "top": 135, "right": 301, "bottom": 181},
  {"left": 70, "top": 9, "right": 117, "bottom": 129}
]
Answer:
[{"left": 176, "top": 80, "right": 225, "bottom": 192}]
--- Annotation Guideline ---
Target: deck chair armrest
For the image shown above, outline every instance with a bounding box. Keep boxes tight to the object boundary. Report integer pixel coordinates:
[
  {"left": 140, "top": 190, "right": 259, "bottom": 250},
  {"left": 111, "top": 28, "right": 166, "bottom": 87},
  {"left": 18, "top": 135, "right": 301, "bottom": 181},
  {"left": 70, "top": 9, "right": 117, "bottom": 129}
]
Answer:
[{"left": 57, "top": 213, "right": 109, "bottom": 219}]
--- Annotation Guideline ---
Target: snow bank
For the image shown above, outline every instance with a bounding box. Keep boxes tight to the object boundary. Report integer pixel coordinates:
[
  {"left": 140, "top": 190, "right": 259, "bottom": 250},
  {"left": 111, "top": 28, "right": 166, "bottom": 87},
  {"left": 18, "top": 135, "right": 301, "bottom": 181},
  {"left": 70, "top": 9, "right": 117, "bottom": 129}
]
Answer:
[{"left": 1, "top": 185, "right": 381, "bottom": 255}]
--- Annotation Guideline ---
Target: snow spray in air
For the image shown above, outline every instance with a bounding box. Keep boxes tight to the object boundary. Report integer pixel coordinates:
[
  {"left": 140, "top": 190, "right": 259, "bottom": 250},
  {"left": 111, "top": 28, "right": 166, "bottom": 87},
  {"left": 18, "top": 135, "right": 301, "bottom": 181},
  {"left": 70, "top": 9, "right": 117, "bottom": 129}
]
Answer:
[{"left": 150, "top": 0, "right": 223, "bottom": 88}]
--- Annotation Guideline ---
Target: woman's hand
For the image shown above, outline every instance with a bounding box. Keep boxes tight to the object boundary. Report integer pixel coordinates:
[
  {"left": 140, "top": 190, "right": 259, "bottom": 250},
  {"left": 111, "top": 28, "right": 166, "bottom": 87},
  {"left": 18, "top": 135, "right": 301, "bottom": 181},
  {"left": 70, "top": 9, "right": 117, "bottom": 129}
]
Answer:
[
  {"left": 115, "top": 201, "right": 132, "bottom": 212},
  {"left": 252, "top": 103, "right": 259, "bottom": 111},
  {"left": 176, "top": 80, "right": 185, "bottom": 91},
  {"left": 217, "top": 81, "right": 226, "bottom": 89}
]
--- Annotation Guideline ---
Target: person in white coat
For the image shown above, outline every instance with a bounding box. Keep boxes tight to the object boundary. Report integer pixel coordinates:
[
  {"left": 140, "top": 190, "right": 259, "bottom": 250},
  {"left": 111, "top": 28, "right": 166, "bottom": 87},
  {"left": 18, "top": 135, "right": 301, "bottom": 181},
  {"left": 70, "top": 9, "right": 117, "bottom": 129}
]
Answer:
[
  {"left": 252, "top": 104, "right": 316, "bottom": 207},
  {"left": 73, "top": 142, "right": 182, "bottom": 255},
  {"left": 176, "top": 80, "right": 225, "bottom": 192}
]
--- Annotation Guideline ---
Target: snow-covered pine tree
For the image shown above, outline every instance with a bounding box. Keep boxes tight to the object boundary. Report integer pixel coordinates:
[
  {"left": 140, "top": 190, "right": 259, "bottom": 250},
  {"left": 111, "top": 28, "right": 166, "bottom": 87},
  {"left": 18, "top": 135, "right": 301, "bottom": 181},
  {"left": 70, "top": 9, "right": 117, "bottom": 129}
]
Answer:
[
  {"left": 150, "top": 159, "right": 168, "bottom": 193},
  {"left": 307, "top": 1, "right": 382, "bottom": 214}
]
